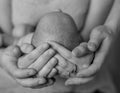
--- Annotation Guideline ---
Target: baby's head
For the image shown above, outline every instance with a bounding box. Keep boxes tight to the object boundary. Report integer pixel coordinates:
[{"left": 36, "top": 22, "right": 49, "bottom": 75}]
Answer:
[{"left": 32, "top": 11, "right": 82, "bottom": 50}]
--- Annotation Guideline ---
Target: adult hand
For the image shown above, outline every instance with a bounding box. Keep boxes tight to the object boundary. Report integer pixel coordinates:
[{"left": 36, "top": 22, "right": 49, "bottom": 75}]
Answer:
[
  {"left": 18, "top": 43, "right": 58, "bottom": 88},
  {"left": 47, "top": 41, "right": 94, "bottom": 85},
  {"left": 0, "top": 45, "right": 55, "bottom": 88},
  {"left": 66, "top": 0, "right": 120, "bottom": 85}
]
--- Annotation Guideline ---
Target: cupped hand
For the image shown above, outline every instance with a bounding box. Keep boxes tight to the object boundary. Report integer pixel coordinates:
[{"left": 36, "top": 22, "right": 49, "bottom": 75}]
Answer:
[
  {"left": 66, "top": 25, "right": 114, "bottom": 85},
  {"left": 0, "top": 45, "right": 47, "bottom": 88},
  {"left": 18, "top": 42, "right": 59, "bottom": 88},
  {"left": 47, "top": 41, "right": 94, "bottom": 85}
]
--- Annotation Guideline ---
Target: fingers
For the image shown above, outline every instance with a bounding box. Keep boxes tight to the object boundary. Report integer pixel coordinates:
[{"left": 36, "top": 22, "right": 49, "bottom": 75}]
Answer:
[
  {"left": 55, "top": 54, "right": 77, "bottom": 78},
  {"left": 72, "top": 42, "right": 90, "bottom": 57},
  {"left": 77, "top": 37, "right": 111, "bottom": 78},
  {"left": 28, "top": 48, "right": 56, "bottom": 71},
  {"left": 48, "top": 68, "right": 58, "bottom": 78},
  {"left": 1, "top": 45, "right": 37, "bottom": 79},
  {"left": 18, "top": 43, "right": 50, "bottom": 68},
  {"left": 55, "top": 54, "right": 68, "bottom": 68},
  {"left": 88, "top": 26, "right": 106, "bottom": 52},
  {"left": 21, "top": 43, "right": 34, "bottom": 54},
  {"left": 65, "top": 77, "right": 94, "bottom": 85},
  {"left": 16, "top": 77, "right": 47, "bottom": 88},
  {"left": 48, "top": 41, "right": 73, "bottom": 61},
  {"left": 12, "top": 68, "right": 37, "bottom": 79},
  {"left": 31, "top": 78, "right": 55, "bottom": 89},
  {"left": 38, "top": 57, "right": 58, "bottom": 77}
]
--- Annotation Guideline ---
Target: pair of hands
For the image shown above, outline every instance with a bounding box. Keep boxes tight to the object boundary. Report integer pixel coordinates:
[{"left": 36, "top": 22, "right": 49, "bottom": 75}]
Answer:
[
  {"left": 0, "top": 0, "right": 118, "bottom": 88},
  {"left": 0, "top": 24, "right": 114, "bottom": 88}
]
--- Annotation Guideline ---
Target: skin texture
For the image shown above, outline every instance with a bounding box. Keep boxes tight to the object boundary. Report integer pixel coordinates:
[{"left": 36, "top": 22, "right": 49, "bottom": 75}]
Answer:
[
  {"left": 12, "top": 0, "right": 90, "bottom": 38},
  {"left": 32, "top": 11, "right": 82, "bottom": 50},
  {"left": 32, "top": 11, "right": 81, "bottom": 78},
  {"left": 13, "top": 0, "right": 114, "bottom": 92},
  {"left": 18, "top": 11, "right": 93, "bottom": 78},
  {"left": 0, "top": 0, "right": 118, "bottom": 92}
]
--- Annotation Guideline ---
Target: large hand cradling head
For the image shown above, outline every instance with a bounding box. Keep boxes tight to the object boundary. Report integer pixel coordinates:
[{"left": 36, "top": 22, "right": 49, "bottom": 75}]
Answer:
[{"left": 32, "top": 11, "right": 82, "bottom": 50}]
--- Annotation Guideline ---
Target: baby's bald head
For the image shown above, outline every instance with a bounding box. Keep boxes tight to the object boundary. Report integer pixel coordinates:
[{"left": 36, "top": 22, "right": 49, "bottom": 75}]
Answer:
[{"left": 32, "top": 11, "right": 82, "bottom": 50}]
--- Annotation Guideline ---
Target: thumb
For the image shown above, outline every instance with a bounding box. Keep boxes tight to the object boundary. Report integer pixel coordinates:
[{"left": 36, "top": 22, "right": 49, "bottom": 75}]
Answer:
[{"left": 88, "top": 26, "right": 106, "bottom": 52}]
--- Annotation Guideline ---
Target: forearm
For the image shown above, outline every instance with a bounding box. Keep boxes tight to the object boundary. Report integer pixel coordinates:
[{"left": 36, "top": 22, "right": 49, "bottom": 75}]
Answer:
[{"left": 105, "top": 0, "right": 120, "bottom": 35}]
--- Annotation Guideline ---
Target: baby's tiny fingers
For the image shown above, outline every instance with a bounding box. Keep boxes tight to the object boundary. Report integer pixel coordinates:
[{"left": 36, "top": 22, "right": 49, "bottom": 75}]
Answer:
[
  {"left": 21, "top": 43, "right": 34, "bottom": 54},
  {"left": 38, "top": 57, "right": 58, "bottom": 77}
]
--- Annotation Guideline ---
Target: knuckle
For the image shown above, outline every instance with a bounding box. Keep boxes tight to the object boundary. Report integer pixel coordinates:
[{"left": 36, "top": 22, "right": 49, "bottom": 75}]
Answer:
[
  {"left": 66, "top": 53, "right": 73, "bottom": 60},
  {"left": 41, "top": 43, "right": 49, "bottom": 48},
  {"left": 27, "top": 53, "right": 36, "bottom": 61}
]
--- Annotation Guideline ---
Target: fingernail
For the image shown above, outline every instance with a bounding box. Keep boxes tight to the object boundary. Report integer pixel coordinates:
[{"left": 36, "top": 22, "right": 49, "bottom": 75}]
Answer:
[
  {"left": 72, "top": 48, "right": 81, "bottom": 57},
  {"left": 88, "top": 42, "right": 97, "bottom": 52},
  {"left": 28, "top": 69, "right": 37, "bottom": 76},
  {"left": 39, "top": 78, "right": 46, "bottom": 84}
]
